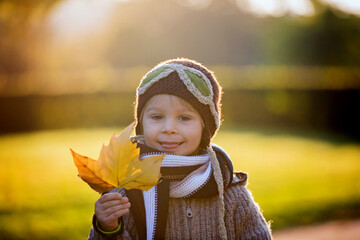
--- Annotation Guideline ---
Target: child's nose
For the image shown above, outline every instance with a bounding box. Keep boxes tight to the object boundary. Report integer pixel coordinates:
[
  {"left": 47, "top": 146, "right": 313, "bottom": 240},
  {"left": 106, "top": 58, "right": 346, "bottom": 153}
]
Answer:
[{"left": 162, "top": 118, "right": 177, "bottom": 134}]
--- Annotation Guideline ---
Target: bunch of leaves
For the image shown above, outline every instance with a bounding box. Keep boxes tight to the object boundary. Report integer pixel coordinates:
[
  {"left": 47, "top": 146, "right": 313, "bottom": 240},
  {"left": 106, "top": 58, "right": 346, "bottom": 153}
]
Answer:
[{"left": 70, "top": 123, "right": 165, "bottom": 193}]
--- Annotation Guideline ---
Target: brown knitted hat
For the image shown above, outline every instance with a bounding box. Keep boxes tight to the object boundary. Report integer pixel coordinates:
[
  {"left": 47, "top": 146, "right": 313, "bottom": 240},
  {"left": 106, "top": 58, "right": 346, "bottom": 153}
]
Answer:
[{"left": 134, "top": 58, "right": 222, "bottom": 150}]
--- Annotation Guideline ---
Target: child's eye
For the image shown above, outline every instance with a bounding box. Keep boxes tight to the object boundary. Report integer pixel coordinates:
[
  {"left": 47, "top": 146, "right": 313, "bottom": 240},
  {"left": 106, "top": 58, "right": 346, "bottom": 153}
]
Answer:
[
  {"left": 179, "top": 115, "right": 191, "bottom": 121},
  {"left": 150, "top": 115, "right": 163, "bottom": 120}
]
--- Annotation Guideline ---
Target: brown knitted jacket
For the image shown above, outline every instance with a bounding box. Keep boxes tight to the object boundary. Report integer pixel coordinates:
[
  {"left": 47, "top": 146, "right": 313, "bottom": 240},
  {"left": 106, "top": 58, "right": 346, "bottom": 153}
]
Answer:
[{"left": 88, "top": 177, "right": 272, "bottom": 240}]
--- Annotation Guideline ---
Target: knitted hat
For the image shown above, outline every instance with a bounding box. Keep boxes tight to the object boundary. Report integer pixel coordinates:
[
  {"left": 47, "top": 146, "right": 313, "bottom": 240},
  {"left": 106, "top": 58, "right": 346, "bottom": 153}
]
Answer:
[{"left": 134, "top": 58, "right": 222, "bottom": 150}]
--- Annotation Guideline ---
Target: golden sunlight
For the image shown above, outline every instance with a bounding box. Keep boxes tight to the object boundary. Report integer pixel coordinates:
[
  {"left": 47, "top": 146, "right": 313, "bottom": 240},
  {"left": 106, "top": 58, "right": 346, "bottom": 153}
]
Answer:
[
  {"left": 49, "top": 0, "right": 128, "bottom": 41},
  {"left": 236, "top": 0, "right": 314, "bottom": 17},
  {"left": 323, "top": 0, "right": 360, "bottom": 16},
  {"left": 236, "top": 0, "right": 359, "bottom": 17}
]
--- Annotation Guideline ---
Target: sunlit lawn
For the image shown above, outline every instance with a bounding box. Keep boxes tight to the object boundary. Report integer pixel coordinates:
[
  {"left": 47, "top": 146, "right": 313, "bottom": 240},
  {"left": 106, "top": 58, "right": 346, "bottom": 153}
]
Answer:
[{"left": 0, "top": 127, "right": 359, "bottom": 239}]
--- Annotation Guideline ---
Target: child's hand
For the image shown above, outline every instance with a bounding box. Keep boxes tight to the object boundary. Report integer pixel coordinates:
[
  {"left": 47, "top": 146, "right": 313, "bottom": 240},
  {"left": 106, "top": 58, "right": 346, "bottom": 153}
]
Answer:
[{"left": 95, "top": 192, "right": 131, "bottom": 232}]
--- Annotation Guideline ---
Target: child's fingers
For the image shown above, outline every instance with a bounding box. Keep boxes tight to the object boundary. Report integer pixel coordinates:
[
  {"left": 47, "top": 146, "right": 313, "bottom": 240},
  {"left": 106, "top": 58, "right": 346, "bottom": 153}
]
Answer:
[
  {"left": 98, "top": 208, "right": 130, "bottom": 230},
  {"left": 95, "top": 192, "right": 131, "bottom": 231},
  {"left": 95, "top": 193, "right": 131, "bottom": 216},
  {"left": 98, "top": 193, "right": 129, "bottom": 204},
  {"left": 100, "top": 198, "right": 129, "bottom": 210},
  {"left": 101, "top": 200, "right": 131, "bottom": 213},
  {"left": 102, "top": 203, "right": 131, "bottom": 218},
  {"left": 107, "top": 208, "right": 130, "bottom": 220},
  {"left": 96, "top": 203, "right": 130, "bottom": 229},
  {"left": 98, "top": 194, "right": 129, "bottom": 208},
  {"left": 99, "top": 192, "right": 122, "bottom": 201}
]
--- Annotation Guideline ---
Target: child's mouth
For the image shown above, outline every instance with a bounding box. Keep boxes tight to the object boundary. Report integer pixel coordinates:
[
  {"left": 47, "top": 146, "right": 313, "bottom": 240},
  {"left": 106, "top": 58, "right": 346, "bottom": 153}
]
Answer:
[{"left": 159, "top": 141, "right": 182, "bottom": 150}]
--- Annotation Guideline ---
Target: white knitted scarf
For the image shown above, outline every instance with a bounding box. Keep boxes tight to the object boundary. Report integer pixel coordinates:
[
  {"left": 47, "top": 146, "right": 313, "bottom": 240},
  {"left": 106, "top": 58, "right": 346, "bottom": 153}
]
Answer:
[{"left": 142, "top": 153, "right": 212, "bottom": 240}]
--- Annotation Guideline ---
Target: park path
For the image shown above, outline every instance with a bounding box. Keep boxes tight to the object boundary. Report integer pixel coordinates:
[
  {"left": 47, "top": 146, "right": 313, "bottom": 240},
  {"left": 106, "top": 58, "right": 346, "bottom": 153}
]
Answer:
[{"left": 273, "top": 219, "right": 360, "bottom": 240}]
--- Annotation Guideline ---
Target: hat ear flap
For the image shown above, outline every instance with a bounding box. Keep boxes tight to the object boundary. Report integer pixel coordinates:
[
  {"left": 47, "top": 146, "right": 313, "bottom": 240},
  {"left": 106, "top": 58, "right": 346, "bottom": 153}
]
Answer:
[{"left": 207, "top": 146, "right": 227, "bottom": 239}]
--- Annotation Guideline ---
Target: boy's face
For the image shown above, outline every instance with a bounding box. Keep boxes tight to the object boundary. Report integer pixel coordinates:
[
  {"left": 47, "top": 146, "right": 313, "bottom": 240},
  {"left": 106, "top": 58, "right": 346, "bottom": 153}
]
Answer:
[{"left": 142, "top": 94, "right": 203, "bottom": 155}]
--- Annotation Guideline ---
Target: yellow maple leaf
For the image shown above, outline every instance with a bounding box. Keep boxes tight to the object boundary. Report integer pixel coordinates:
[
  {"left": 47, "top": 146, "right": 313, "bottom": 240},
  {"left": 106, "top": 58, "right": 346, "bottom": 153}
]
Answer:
[{"left": 70, "top": 122, "right": 166, "bottom": 193}]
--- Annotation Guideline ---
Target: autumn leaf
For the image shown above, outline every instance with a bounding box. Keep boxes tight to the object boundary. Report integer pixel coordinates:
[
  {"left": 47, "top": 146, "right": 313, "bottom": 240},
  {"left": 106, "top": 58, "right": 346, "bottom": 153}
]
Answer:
[{"left": 70, "top": 122, "right": 166, "bottom": 193}]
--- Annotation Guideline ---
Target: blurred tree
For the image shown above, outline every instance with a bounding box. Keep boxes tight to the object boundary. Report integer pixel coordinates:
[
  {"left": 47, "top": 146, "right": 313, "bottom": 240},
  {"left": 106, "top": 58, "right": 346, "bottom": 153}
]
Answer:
[
  {"left": 1, "top": 0, "right": 360, "bottom": 75},
  {"left": 0, "top": 0, "right": 62, "bottom": 74},
  {"left": 101, "top": 0, "right": 263, "bottom": 67},
  {"left": 297, "top": 8, "right": 360, "bottom": 66},
  {"left": 259, "top": 4, "right": 360, "bottom": 66},
  {"left": 98, "top": 0, "right": 360, "bottom": 67}
]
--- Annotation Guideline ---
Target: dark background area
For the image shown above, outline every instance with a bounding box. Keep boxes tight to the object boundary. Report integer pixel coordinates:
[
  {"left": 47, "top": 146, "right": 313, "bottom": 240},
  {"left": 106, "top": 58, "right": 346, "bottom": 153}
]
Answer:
[{"left": 1, "top": 89, "right": 359, "bottom": 140}]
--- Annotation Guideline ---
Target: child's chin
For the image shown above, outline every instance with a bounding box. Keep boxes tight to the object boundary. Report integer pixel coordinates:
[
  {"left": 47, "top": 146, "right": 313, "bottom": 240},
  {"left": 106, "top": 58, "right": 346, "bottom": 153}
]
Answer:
[{"left": 163, "top": 148, "right": 183, "bottom": 155}]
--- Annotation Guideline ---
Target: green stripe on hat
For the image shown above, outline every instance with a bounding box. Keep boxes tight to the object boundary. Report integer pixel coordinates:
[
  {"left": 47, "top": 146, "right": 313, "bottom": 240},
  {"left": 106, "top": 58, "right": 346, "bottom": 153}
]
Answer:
[
  {"left": 184, "top": 70, "right": 211, "bottom": 97},
  {"left": 140, "top": 67, "right": 169, "bottom": 89}
]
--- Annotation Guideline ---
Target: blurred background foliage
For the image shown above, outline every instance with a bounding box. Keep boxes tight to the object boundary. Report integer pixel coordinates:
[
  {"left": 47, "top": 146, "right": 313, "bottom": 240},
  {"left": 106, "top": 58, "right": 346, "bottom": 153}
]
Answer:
[
  {"left": 1, "top": 0, "right": 360, "bottom": 138},
  {"left": 1, "top": 0, "right": 360, "bottom": 239}
]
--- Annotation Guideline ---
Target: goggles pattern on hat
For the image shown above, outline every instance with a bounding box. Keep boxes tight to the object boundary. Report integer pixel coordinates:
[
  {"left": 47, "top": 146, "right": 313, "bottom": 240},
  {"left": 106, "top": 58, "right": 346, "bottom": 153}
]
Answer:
[{"left": 137, "top": 63, "right": 220, "bottom": 129}]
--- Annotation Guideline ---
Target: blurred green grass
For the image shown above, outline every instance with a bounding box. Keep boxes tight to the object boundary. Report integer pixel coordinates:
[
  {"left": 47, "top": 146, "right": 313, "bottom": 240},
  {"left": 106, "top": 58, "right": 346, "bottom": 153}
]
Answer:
[{"left": 0, "top": 127, "right": 360, "bottom": 239}]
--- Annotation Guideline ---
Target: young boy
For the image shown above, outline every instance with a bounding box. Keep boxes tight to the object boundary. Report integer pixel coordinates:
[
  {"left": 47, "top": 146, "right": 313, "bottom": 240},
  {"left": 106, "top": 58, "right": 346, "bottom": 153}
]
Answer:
[{"left": 88, "top": 59, "right": 272, "bottom": 239}]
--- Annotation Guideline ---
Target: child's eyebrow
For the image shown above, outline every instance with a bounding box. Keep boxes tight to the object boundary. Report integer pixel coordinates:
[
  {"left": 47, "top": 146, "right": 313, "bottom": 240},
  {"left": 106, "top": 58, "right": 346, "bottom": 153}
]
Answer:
[
  {"left": 145, "top": 107, "right": 162, "bottom": 113},
  {"left": 178, "top": 105, "right": 198, "bottom": 113},
  {"left": 179, "top": 108, "right": 197, "bottom": 114},
  {"left": 145, "top": 106, "right": 197, "bottom": 114}
]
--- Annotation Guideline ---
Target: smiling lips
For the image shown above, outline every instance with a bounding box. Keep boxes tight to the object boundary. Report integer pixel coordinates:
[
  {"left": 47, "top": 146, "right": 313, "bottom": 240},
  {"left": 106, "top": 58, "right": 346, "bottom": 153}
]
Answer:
[{"left": 159, "top": 141, "right": 183, "bottom": 150}]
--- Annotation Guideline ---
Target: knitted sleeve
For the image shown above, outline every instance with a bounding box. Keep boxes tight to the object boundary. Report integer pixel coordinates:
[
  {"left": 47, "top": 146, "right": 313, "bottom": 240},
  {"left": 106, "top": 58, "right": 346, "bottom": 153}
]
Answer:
[
  {"left": 87, "top": 214, "right": 136, "bottom": 240},
  {"left": 87, "top": 225, "right": 131, "bottom": 240},
  {"left": 224, "top": 184, "right": 272, "bottom": 240}
]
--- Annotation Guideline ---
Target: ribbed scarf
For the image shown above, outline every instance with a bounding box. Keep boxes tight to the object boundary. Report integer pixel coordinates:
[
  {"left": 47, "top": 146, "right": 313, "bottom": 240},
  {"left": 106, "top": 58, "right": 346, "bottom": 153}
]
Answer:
[{"left": 125, "top": 144, "right": 233, "bottom": 240}]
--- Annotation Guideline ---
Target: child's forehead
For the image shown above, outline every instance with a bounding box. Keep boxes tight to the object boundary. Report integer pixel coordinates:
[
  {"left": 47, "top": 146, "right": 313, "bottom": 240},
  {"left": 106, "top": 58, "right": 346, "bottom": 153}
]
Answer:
[{"left": 145, "top": 94, "right": 197, "bottom": 112}]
